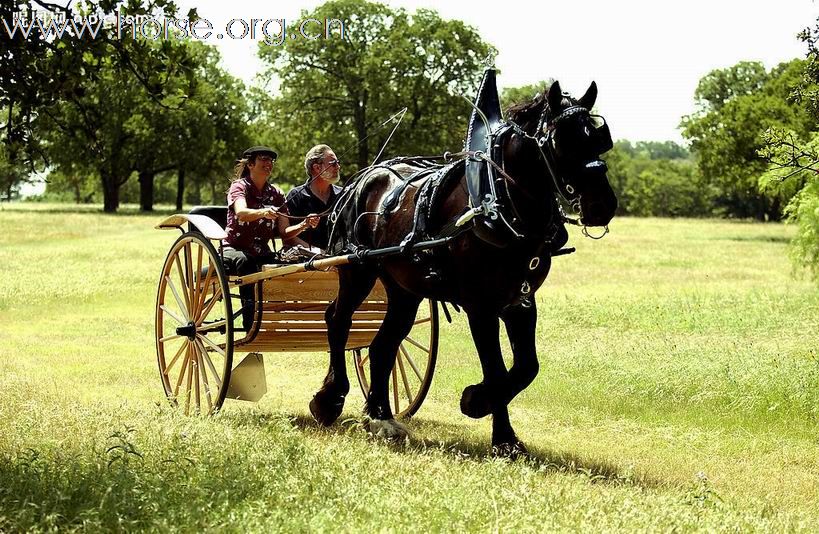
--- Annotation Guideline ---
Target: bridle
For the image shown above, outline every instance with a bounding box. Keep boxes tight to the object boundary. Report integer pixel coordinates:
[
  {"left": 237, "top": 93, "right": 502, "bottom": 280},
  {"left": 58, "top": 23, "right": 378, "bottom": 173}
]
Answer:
[{"left": 505, "top": 100, "right": 613, "bottom": 239}]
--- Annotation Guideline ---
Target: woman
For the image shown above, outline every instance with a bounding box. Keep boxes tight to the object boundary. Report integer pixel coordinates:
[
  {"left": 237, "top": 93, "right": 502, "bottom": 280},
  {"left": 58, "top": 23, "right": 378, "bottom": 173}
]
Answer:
[{"left": 223, "top": 145, "right": 318, "bottom": 329}]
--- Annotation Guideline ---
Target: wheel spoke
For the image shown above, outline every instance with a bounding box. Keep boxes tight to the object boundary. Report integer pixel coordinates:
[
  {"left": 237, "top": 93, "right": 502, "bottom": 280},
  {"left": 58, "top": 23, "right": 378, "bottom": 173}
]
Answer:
[
  {"left": 165, "top": 277, "right": 190, "bottom": 323},
  {"left": 403, "top": 335, "right": 429, "bottom": 354},
  {"left": 173, "top": 344, "right": 191, "bottom": 399},
  {"left": 184, "top": 243, "right": 196, "bottom": 314},
  {"left": 197, "top": 333, "right": 226, "bottom": 357},
  {"left": 193, "top": 243, "right": 203, "bottom": 318},
  {"left": 197, "top": 338, "right": 223, "bottom": 389},
  {"left": 184, "top": 349, "right": 194, "bottom": 416},
  {"left": 392, "top": 364, "right": 399, "bottom": 413},
  {"left": 159, "top": 333, "right": 183, "bottom": 343},
  {"left": 360, "top": 352, "right": 370, "bottom": 367},
  {"left": 163, "top": 340, "right": 187, "bottom": 376},
  {"left": 197, "top": 319, "right": 227, "bottom": 333},
  {"left": 174, "top": 254, "right": 192, "bottom": 313},
  {"left": 197, "top": 288, "right": 223, "bottom": 326},
  {"left": 196, "top": 342, "right": 214, "bottom": 414},
  {"left": 193, "top": 348, "right": 201, "bottom": 414},
  {"left": 194, "top": 261, "right": 215, "bottom": 319},
  {"left": 396, "top": 350, "right": 414, "bottom": 404},
  {"left": 399, "top": 343, "right": 424, "bottom": 381},
  {"left": 413, "top": 317, "right": 431, "bottom": 325},
  {"left": 160, "top": 305, "right": 187, "bottom": 328}
]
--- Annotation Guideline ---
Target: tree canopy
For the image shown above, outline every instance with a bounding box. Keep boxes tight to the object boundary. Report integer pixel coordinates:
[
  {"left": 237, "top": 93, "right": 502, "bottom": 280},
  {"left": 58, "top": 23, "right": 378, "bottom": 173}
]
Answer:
[
  {"left": 759, "top": 21, "right": 819, "bottom": 282},
  {"left": 681, "top": 59, "right": 813, "bottom": 220},
  {"left": 255, "top": 0, "right": 495, "bottom": 184}
]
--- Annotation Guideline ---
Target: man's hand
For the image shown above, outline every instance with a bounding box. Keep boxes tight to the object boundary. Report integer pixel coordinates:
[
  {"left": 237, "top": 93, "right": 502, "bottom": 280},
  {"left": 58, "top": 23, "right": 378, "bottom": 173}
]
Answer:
[{"left": 304, "top": 214, "right": 320, "bottom": 228}]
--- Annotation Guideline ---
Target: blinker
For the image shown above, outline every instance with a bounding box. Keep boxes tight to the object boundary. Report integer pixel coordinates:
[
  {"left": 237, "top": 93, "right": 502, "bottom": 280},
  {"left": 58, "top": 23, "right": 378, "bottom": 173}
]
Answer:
[
  {"left": 544, "top": 109, "right": 613, "bottom": 156},
  {"left": 589, "top": 115, "right": 613, "bottom": 154}
]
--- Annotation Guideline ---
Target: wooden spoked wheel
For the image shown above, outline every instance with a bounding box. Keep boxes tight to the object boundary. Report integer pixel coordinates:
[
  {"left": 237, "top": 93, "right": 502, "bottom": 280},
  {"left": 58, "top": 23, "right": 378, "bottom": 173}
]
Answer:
[
  {"left": 155, "top": 232, "right": 233, "bottom": 415},
  {"left": 353, "top": 299, "right": 439, "bottom": 418}
]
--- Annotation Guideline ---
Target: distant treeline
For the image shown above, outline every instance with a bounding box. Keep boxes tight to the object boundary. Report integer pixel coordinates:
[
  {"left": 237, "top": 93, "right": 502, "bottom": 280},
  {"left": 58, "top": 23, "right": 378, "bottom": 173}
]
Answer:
[{"left": 1, "top": 1, "right": 817, "bottom": 233}]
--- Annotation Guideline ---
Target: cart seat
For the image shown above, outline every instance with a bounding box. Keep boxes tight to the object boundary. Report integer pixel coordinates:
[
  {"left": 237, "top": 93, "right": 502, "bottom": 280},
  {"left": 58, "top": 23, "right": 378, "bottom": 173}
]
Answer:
[{"left": 189, "top": 206, "right": 228, "bottom": 233}]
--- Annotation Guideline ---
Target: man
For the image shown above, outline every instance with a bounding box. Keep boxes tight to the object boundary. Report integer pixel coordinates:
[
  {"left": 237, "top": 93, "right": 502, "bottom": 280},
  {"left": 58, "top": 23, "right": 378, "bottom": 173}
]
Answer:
[{"left": 285, "top": 144, "right": 343, "bottom": 250}]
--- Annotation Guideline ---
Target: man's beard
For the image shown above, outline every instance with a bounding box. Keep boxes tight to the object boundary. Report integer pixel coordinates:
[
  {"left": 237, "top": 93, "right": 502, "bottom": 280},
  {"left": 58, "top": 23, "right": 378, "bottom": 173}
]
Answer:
[{"left": 324, "top": 172, "right": 340, "bottom": 184}]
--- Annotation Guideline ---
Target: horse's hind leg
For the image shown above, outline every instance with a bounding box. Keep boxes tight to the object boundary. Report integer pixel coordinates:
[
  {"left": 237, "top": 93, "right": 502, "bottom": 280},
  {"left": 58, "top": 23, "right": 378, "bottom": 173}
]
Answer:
[
  {"left": 309, "top": 266, "right": 377, "bottom": 426},
  {"left": 364, "top": 281, "right": 422, "bottom": 439}
]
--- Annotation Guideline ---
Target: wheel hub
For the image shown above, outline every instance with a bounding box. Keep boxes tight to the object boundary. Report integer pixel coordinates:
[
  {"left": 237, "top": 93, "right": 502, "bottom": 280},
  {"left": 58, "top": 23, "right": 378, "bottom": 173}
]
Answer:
[{"left": 176, "top": 322, "right": 197, "bottom": 340}]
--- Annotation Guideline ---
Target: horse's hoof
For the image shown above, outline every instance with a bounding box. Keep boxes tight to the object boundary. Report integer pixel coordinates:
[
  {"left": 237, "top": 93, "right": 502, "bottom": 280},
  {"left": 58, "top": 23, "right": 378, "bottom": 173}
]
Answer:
[
  {"left": 363, "top": 416, "right": 410, "bottom": 442},
  {"left": 460, "top": 383, "right": 492, "bottom": 419},
  {"left": 492, "top": 440, "right": 529, "bottom": 459},
  {"left": 309, "top": 389, "right": 346, "bottom": 426}
]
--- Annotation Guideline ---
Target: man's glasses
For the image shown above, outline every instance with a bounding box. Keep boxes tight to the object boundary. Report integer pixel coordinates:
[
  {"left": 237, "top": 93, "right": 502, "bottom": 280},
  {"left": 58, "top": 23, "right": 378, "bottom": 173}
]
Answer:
[{"left": 324, "top": 159, "right": 341, "bottom": 167}]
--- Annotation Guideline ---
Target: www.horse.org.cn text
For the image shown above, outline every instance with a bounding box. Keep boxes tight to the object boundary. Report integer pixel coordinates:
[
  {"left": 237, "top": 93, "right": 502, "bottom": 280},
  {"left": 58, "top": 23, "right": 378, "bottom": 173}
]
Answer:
[{"left": 3, "top": 9, "right": 347, "bottom": 45}]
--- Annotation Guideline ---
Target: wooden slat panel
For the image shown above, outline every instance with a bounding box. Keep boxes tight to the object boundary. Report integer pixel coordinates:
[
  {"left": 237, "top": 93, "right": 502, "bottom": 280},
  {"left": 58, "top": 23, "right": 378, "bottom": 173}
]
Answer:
[
  {"left": 257, "top": 310, "right": 388, "bottom": 321},
  {"left": 238, "top": 331, "right": 377, "bottom": 352},
  {"left": 258, "top": 320, "right": 383, "bottom": 330},
  {"left": 261, "top": 271, "right": 388, "bottom": 301},
  {"left": 262, "top": 301, "right": 388, "bottom": 312}
]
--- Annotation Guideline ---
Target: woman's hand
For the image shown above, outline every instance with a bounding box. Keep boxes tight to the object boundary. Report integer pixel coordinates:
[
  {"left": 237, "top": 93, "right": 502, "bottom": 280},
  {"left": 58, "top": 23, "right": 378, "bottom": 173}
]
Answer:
[{"left": 261, "top": 207, "right": 279, "bottom": 221}]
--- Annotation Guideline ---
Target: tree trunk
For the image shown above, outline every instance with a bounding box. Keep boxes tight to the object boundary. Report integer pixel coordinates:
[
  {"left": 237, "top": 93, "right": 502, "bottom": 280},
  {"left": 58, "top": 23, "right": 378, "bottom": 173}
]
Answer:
[
  {"left": 139, "top": 171, "right": 155, "bottom": 211},
  {"left": 176, "top": 168, "right": 185, "bottom": 210},
  {"left": 191, "top": 181, "right": 201, "bottom": 205},
  {"left": 101, "top": 173, "right": 119, "bottom": 212}
]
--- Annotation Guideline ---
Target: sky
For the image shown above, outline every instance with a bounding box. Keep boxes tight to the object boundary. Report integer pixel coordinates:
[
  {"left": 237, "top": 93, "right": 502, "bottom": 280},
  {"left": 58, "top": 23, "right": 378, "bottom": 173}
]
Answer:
[{"left": 173, "top": 0, "right": 819, "bottom": 144}]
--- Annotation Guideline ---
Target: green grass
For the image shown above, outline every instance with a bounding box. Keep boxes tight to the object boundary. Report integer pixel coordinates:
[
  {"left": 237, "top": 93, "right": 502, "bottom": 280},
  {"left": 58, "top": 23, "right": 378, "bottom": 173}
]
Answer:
[{"left": 1, "top": 203, "right": 818, "bottom": 531}]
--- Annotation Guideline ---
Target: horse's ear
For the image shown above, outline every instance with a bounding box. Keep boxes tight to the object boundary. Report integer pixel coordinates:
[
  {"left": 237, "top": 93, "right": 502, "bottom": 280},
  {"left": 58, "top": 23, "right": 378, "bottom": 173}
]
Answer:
[
  {"left": 579, "top": 81, "right": 598, "bottom": 110},
  {"left": 547, "top": 81, "right": 563, "bottom": 111}
]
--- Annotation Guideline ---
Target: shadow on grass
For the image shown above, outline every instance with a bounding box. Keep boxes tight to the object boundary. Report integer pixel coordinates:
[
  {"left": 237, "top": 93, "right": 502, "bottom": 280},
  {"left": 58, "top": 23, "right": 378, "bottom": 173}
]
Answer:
[
  {"left": 716, "top": 235, "right": 790, "bottom": 244},
  {"left": 220, "top": 410, "right": 666, "bottom": 491}
]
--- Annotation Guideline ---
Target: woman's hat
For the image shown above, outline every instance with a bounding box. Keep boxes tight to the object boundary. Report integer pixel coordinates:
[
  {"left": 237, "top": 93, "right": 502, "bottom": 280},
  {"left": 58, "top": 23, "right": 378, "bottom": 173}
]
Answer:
[{"left": 242, "top": 146, "right": 278, "bottom": 160}]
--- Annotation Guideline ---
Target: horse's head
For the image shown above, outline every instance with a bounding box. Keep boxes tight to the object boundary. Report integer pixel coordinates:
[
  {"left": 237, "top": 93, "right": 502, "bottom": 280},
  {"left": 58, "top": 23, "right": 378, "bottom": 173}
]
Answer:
[
  {"left": 507, "top": 81, "right": 618, "bottom": 228},
  {"left": 543, "top": 81, "right": 618, "bottom": 227}
]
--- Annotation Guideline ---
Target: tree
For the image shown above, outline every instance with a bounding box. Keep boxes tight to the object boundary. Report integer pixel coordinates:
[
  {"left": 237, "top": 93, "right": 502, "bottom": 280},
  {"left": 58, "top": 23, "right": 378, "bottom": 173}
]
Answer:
[
  {"left": 1, "top": 0, "right": 200, "bottom": 211},
  {"left": 759, "top": 18, "right": 819, "bottom": 281},
  {"left": 256, "top": 0, "right": 495, "bottom": 182},
  {"left": 501, "top": 81, "right": 553, "bottom": 110},
  {"left": 126, "top": 42, "right": 250, "bottom": 211},
  {"left": 605, "top": 140, "right": 713, "bottom": 217},
  {"left": 681, "top": 60, "right": 812, "bottom": 220},
  {"left": 0, "top": 141, "right": 31, "bottom": 201}
]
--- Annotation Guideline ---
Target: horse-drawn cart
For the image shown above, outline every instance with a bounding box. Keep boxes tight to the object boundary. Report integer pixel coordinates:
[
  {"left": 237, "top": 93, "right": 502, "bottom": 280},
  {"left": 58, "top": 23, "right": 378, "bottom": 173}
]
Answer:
[{"left": 154, "top": 207, "right": 439, "bottom": 417}]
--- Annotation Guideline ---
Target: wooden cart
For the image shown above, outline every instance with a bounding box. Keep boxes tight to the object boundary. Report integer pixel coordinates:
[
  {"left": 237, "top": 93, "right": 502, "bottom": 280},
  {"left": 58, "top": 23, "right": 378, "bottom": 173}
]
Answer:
[{"left": 154, "top": 209, "right": 439, "bottom": 417}]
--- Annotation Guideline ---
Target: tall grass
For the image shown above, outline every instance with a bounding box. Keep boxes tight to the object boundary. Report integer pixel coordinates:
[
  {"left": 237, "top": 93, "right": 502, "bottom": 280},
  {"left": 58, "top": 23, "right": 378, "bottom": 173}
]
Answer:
[{"left": 0, "top": 204, "right": 817, "bottom": 531}]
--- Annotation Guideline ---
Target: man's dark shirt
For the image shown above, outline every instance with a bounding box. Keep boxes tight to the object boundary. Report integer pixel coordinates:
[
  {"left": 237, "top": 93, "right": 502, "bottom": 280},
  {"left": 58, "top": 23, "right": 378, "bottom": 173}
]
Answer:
[{"left": 285, "top": 181, "right": 342, "bottom": 249}]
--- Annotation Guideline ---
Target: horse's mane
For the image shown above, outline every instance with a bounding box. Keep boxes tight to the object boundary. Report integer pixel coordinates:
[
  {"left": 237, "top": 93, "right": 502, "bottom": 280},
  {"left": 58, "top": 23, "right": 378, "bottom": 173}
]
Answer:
[
  {"left": 506, "top": 87, "right": 576, "bottom": 130},
  {"left": 506, "top": 93, "right": 546, "bottom": 127}
]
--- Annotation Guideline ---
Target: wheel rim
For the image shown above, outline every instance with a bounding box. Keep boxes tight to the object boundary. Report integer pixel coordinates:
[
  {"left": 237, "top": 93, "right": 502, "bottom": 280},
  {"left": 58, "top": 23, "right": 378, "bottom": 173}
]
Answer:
[
  {"left": 156, "top": 233, "right": 233, "bottom": 415},
  {"left": 354, "top": 299, "right": 439, "bottom": 418}
]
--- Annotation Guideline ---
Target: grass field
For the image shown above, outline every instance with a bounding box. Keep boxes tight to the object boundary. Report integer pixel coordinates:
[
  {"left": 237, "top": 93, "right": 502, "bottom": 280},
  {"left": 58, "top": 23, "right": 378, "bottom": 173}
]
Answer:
[{"left": 1, "top": 203, "right": 818, "bottom": 531}]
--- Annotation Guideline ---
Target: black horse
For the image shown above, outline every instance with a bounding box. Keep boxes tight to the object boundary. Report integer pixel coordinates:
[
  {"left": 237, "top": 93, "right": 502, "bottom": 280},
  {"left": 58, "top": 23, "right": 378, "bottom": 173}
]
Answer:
[{"left": 310, "top": 77, "right": 618, "bottom": 454}]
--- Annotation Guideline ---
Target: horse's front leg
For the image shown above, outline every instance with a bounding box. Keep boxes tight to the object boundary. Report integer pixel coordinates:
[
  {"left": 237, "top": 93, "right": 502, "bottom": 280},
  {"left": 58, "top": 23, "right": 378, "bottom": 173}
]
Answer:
[
  {"left": 462, "top": 310, "right": 525, "bottom": 454},
  {"left": 309, "top": 266, "right": 376, "bottom": 426},
  {"left": 499, "top": 301, "right": 539, "bottom": 406}
]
